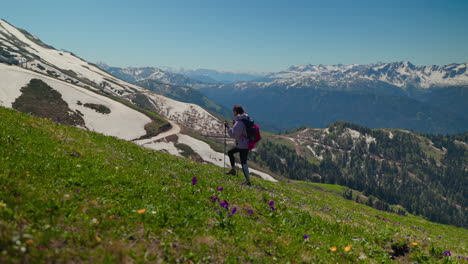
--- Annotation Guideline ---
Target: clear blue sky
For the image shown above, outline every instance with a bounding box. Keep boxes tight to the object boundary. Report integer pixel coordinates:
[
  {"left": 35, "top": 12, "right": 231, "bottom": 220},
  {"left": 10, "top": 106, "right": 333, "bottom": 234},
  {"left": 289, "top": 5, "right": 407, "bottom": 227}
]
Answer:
[{"left": 2, "top": 0, "right": 467, "bottom": 72}]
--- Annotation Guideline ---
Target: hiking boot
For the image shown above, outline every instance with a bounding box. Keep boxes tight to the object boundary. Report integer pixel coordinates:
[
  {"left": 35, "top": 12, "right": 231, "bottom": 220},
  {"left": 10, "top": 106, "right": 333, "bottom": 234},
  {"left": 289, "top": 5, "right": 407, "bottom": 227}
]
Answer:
[
  {"left": 225, "top": 169, "right": 236, "bottom": 175},
  {"left": 241, "top": 180, "right": 251, "bottom": 186}
]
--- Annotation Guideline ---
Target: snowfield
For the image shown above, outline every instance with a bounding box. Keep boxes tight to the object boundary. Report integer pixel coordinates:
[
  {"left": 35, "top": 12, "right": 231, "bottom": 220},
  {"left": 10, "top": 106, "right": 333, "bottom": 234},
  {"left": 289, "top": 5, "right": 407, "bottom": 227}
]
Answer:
[{"left": 0, "top": 64, "right": 151, "bottom": 140}]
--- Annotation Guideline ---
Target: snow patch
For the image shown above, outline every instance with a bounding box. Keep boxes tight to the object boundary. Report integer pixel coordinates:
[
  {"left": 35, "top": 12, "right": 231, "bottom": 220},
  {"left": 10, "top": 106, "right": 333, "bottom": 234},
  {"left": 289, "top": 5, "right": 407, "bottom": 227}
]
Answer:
[
  {"left": 0, "top": 64, "right": 151, "bottom": 140},
  {"left": 178, "top": 134, "right": 225, "bottom": 165}
]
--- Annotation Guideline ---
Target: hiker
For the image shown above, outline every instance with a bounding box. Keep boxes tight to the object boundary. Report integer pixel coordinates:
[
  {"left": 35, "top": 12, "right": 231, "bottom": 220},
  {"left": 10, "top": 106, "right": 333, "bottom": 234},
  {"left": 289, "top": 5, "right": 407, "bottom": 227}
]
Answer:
[{"left": 225, "top": 105, "right": 251, "bottom": 186}]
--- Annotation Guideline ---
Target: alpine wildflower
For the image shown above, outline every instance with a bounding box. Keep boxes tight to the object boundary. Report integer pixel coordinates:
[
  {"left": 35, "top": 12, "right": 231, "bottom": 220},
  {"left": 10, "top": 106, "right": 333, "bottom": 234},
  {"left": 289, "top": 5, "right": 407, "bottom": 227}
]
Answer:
[
  {"left": 137, "top": 208, "right": 147, "bottom": 214},
  {"left": 443, "top": 251, "right": 451, "bottom": 256},
  {"left": 228, "top": 207, "right": 237, "bottom": 216},
  {"left": 303, "top": 235, "right": 310, "bottom": 240},
  {"left": 247, "top": 209, "right": 254, "bottom": 215},
  {"left": 269, "top": 200, "right": 275, "bottom": 211},
  {"left": 330, "top": 247, "right": 337, "bottom": 252},
  {"left": 344, "top": 245, "right": 352, "bottom": 252},
  {"left": 192, "top": 177, "right": 197, "bottom": 185},
  {"left": 220, "top": 200, "right": 229, "bottom": 210},
  {"left": 217, "top": 187, "right": 224, "bottom": 191}
]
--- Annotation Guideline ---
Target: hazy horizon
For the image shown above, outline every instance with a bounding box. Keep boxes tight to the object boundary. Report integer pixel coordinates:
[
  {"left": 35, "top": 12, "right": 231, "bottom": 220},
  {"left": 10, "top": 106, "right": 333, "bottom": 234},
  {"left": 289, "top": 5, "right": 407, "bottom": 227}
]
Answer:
[{"left": 2, "top": 0, "right": 468, "bottom": 72}]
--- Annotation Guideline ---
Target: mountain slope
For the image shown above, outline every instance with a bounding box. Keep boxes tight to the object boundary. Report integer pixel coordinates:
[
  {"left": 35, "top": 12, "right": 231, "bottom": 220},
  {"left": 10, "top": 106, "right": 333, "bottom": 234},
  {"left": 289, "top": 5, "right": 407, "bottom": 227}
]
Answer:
[
  {"left": 0, "top": 19, "right": 280, "bottom": 181},
  {"left": 1, "top": 106, "right": 467, "bottom": 263},
  {"left": 0, "top": 19, "right": 224, "bottom": 138},
  {"left": 0, "top": 63, "right": 158, "bottom": 140}
]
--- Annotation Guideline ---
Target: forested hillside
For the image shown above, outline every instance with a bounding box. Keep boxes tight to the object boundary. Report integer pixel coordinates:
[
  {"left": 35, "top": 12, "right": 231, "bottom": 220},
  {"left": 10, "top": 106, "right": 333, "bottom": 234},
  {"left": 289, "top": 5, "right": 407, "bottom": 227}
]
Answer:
[{"left": 251, "top": 122, "right": 468, "bottom": 227}]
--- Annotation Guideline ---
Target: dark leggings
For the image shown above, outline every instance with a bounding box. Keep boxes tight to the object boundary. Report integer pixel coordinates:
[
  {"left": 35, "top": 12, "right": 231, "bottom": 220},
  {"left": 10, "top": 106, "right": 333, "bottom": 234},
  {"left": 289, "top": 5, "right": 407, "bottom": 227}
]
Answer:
[{"left": 228, "top": 147, "right": 249, "bottom": 167}]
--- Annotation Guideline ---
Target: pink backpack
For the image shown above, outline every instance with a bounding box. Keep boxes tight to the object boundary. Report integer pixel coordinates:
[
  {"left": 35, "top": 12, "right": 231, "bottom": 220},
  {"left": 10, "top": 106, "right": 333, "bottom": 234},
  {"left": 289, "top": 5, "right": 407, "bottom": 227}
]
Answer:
[{"left": 241, "top": 118, "right": 262, "bottom": 150}]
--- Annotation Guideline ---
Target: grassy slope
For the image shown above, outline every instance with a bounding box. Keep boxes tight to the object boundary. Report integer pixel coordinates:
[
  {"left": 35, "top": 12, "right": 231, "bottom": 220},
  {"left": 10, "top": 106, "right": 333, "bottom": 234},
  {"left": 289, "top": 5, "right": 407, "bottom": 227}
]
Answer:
[{"left": 0, "top": 106, "right": 467, "bottom": 263}]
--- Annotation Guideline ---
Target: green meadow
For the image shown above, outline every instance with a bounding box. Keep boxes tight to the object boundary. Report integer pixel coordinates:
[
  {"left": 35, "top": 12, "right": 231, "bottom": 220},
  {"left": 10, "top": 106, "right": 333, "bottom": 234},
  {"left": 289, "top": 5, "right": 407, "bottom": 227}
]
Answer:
[{"left": 0, "top": 106, "right": 466, "bottom": 263}]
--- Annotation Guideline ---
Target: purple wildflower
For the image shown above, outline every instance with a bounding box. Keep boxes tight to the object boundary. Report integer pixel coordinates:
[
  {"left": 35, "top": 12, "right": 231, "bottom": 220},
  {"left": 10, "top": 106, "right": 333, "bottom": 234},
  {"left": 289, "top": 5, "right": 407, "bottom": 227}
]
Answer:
[
  {"left": 443, "top": 251, "right": 451, "bottom": 256},
  {"left": 217, "top": 187, "right": 224, "bottom": 191},
  {"left": 192, "top": 177, "right": 197, "bottom": 185},
  {"left": 228, "top": 206, "right": 237, "bottom": 216},
  {"left": 220, "top": 200, "right": 229, "bottom": 210},
  {"left": 269, "top": 200, "right": 276, "bottom": 210},
  {"left": 303, "top": 234, "right": 310, "bottom": 239},
  {"left": 247, "top": 209, "right": 254, "bottom": 215},
  {"left": 210, "top": 196, "right": 218, "bottom": 203}
]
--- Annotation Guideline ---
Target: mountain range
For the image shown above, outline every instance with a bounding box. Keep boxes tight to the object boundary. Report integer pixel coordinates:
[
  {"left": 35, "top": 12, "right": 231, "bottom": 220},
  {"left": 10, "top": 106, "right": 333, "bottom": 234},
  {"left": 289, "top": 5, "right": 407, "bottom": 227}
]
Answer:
[
  {"left": 97, "top": 60, "right": 468, "bottom": 134},
  {"left": 263, "top": 62, "right": 468, "bottom": 89},
  {"left": 162, "top": 67, "right": 266, "bottom": 84},
  {"left": 198, "top": 62, "right": 468, "bottom": 134}
]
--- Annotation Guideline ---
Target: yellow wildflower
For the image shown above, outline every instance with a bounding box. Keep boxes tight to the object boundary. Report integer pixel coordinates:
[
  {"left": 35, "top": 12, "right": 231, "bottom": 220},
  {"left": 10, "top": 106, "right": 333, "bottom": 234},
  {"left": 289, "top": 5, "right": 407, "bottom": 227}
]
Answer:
[
  {"left": 344, "top": 245, "right": 352, "bottom": 252},
  {"left": 330, "top": 247, "right": 337, "bottom": 252},
  {"left": 137, "top": 208, "right": 146, "bottom": 214},
  {"left": 0, "top": 201, "right": 6, "bottom": 208},
  {"left": 411, "top": 242, "right": 418, "bottom": 246}
]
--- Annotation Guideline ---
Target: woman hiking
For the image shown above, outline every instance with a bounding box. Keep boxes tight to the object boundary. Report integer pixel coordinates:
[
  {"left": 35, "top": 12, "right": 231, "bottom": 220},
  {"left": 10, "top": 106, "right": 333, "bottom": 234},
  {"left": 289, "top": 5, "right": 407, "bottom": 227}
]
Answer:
[{"left": 225, "top": 105, "right": 251, "bottom": 186}]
